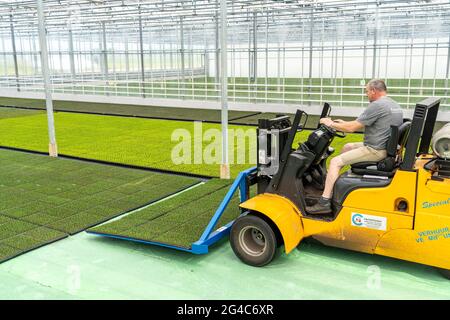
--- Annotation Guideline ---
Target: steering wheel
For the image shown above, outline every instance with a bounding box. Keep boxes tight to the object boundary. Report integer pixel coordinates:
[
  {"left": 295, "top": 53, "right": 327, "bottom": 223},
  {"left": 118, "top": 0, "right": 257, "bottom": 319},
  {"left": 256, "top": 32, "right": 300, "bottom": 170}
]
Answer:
[{"left": 321, "top": 124, "right": 346, "bottom": 138}]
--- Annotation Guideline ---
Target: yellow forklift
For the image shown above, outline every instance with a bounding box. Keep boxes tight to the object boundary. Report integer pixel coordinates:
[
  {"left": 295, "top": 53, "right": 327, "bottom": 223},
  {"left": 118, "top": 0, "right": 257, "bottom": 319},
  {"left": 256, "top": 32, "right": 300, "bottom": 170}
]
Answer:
[{"left": 230, "top": 97, "right": 450, "bottom": 279}]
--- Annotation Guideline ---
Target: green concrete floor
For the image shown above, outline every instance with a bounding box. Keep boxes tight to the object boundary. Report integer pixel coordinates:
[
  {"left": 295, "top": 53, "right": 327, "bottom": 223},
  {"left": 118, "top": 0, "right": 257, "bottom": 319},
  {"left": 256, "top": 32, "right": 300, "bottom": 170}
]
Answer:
[{"left": 1, "top": 231, "right": 449, "bottom": 300}]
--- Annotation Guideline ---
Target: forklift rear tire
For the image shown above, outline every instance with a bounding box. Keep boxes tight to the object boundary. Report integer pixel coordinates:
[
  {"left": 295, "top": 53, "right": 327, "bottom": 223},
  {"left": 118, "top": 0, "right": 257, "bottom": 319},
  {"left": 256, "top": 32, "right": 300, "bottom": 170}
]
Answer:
[
  {"left": 230, "top": 214, "right": 277, "bottom": 267},
  {"left": 438, "top": 268, "right": 450, "bottom": 280}
]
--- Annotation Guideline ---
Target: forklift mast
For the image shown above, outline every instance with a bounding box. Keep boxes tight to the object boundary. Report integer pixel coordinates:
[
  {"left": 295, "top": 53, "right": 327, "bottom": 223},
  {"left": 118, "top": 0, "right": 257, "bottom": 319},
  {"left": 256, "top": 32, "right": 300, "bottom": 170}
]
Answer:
[
  {"left": 256, "top": 104, "right": 331, "bottom": 194},
  {"left": 256, "top": 114, "right": 295, "bottom": 193}
]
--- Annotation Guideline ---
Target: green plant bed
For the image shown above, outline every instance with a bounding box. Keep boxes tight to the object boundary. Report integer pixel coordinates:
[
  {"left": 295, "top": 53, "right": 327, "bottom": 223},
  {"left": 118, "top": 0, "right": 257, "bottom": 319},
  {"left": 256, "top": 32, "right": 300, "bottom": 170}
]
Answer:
[
  {"left": 89, "top": 178, "right": 244, "bottom": 249},
  {"left": 0, "top": 109, "right": 363, "bottom": 178},
  {"left": 0, "top": 148, "right": 200, "bottom": 263}
]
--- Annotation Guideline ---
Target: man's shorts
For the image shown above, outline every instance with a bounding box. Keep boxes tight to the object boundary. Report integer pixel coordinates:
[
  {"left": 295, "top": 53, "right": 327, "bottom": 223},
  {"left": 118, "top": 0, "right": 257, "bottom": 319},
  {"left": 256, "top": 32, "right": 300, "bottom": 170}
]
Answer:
[{"left": 339, "top": 142, "right": 387, "bottom": 166}]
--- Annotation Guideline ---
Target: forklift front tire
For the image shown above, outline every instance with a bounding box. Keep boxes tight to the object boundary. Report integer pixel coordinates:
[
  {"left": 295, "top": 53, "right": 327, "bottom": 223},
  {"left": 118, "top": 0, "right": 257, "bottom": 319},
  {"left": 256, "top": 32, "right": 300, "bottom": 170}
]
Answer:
[
  {"left": 230, "top": 214, "right": 277, "bottom": 267},
  {"left": 438, "top": 268, "right": 450, "bottom": 280}
]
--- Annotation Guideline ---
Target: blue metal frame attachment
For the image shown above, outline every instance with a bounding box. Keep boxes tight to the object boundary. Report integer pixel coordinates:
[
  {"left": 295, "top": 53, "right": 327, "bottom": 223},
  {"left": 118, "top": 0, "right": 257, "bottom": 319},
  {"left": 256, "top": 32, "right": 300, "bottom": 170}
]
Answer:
[
  {"left": 191, "top": 166, "right": 256, "bottom": 254},
  {"left": 88, "top": 167, "right": 257, "bottom": 255}
]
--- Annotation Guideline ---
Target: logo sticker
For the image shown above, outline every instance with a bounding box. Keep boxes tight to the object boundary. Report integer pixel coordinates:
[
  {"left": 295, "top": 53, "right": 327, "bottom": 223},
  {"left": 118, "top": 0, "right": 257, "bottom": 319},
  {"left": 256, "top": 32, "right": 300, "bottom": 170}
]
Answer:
[
  {"left": 351, "top": 212, "right": 387, "bottom": 231},
  {"left": 416, "top": 227, "right": 450, "bottom": 243},
  {"left": 421, "top": 197, "right": 450, "bottom": 209},
  {"left": 352, "top": 213, "right": 364, "bottom": 226}
]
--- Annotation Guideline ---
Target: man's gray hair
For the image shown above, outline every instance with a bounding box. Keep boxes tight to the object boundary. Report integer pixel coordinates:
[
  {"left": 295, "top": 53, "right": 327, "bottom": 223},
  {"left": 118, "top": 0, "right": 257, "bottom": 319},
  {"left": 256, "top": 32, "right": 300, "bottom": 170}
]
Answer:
[{"left": 367, "top": 79, "right": 387, "bottom": 92}]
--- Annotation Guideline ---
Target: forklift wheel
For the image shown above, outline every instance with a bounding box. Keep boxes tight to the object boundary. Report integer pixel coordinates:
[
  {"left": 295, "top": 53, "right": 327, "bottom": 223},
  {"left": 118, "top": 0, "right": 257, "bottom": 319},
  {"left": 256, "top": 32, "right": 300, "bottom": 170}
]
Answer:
[
  {"left": 230, "top": 214, "right": 277, "bottom": 267},
  {"left": 438, "top": 268, "right": 450, "bottom": 280}
]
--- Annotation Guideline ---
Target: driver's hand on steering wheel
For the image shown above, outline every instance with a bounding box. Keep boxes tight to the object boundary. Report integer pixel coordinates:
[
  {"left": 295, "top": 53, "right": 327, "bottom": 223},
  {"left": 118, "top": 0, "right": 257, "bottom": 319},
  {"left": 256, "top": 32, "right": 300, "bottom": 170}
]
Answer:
[{"left": 320, "top": 117, "right": 334, "bottom": 127}]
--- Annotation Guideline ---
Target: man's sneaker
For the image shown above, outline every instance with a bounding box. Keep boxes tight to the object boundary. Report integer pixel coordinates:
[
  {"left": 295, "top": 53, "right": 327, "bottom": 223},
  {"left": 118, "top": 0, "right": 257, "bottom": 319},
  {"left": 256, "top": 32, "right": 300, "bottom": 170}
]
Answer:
[{"left": 306, "top": 198, "right": 332, "bottom": 214}]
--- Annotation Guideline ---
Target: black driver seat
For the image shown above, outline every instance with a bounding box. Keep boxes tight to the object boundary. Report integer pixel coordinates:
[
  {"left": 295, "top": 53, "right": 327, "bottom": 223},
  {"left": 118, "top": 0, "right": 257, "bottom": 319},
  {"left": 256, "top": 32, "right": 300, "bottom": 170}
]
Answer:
[{"left": 350, "top": 120, "right": 412, "bottom": 177}]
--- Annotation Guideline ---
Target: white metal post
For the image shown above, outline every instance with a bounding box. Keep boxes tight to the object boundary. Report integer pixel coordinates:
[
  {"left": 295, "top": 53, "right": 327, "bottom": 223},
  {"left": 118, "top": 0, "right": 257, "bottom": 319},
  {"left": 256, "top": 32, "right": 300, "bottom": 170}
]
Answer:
[
  {"left": 219, "top": 0, "right": 229, "bottom": 179},
  {"left": 215, "top": 0, "right": 220, "bottom": 91},
  {"left": 308, "top": 5, "right": 314, "bottom": 105},
  {"left": 102, "top": 22, "right": 109, "bottom": 94},
  {"left": 125, "top": 35, "right": 129, "bottom": 74},
  {"left": 253, "top": 11, "right": 257, "bottom": 83},
  {"left": 68, "top": 27, "right": 76, "bottom": 79},
  {"left": 372, "top": 2, "right": 379, "bottom": 79},
  {"left": 180, "top": 16, "right": 185, "bottom": 97},
  {"left": 138, "top": 6, "right": 145, "bottom": 98},
  {"left": 445, "top": 34, "right": 450, "bottom": 105},
  {"left": 37, "top": 0, "right": 57, "bottom": 157},
  {"left": 9, "top": 14, "right": 20, "bottom": 91}
]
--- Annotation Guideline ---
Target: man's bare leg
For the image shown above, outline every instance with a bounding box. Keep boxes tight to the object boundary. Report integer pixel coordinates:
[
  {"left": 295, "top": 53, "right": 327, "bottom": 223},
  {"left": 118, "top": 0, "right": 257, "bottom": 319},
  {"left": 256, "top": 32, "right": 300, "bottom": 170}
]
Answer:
[
  {"left": 322, "top": 156, "right": 344, "bottom": 199},
  {"left": 306, "top": 143, "right": 353, "bottom": 214}
]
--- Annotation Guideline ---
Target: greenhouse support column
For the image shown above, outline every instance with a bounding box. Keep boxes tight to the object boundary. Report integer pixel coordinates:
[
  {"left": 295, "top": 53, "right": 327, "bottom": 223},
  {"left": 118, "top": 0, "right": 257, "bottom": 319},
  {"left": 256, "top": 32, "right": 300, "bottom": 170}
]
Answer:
[
  {"left": 265, "top": 13, "right": 268, "bottom": 77},
  {"left": 102, "top": 22, "right": 109, "bottom": 93},
  {"left": 138, "top": 6, "right": 145, "bottom": 98},
  {"left": 9, "top": 14, "right": 20, "bottom": 91},
  {"left": 204, "top": 50, "right": 209, "bottom": 77},
  {"left": 125, "top": 36, "right": 129, "bottom": 73},
  {"left": 32, "top": 33, "right": 38, "bottom": 76},
  {"left": 251, "top": 11, "right": 257, "bottom": 83},
  {"left": 445, "top": 34, "right": 450, "bottom": 105},
  {"left": 37, "top": 0, "right": 57, "bottom": 157},
  {"left": 372, "top": 2, "right": 379, "bottom": 79},
  {"left": 308, "top": 5, "right": 314, "bottom": 106},
  {"left": 277, "top": 42, "right": 281, "bottom": 92},
  {"left": 215, "top": 0, "right": 220, "bottom": 90},
  {"left": 265, "top": 12, "right": 269, "bottom": 103},
  {"left": 247, "top": 22, "right": 251, "bottom": 86},
  {"left": 219, "top": 0, "right": 229, "bottom": 179},
  {"left": 362, "top": 16, "right": 368, "bottom": 107},
  {"left": 180, "top": 16, "right": 185, "bottom": 97},
  {"left": 68, "top": 28, "right": 76, "bottom": 78}
]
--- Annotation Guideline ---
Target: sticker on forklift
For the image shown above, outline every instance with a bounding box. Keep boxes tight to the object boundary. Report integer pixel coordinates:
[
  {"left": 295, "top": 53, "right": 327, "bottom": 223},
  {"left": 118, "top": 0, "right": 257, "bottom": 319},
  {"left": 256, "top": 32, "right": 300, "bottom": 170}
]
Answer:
[
  {"left": 416, "top": 227, "right": 450, "bottom": 243},
  {"left": 351, "top": 213, "right": 387, "bottom": 231}
]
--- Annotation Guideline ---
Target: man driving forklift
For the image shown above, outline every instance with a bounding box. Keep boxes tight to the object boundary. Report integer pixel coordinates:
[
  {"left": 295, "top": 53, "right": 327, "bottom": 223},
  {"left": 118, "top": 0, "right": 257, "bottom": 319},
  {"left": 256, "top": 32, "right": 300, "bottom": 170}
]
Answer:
[{"left": 306, "top": 79, "right": 404, "bottom": 214}]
